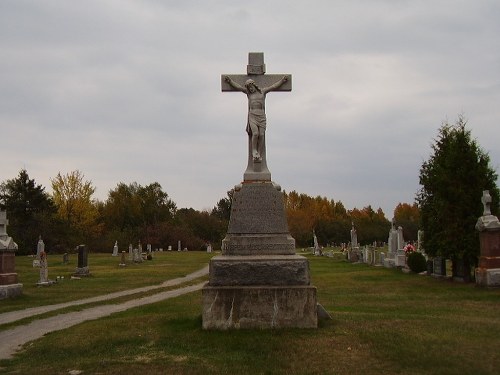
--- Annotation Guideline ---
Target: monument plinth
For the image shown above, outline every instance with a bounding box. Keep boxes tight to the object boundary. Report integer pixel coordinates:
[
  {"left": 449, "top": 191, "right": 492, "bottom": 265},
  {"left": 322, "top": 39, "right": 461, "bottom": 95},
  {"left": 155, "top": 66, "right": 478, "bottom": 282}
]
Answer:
[
  {"left": 202, "top": 53, "right": 317, "bottom": 329},
  {"left": 475, "top": 190, "right": 500, "bottom": 287},
  {"left": 0, "top": 211, "right": 23, "bottom": 299}
]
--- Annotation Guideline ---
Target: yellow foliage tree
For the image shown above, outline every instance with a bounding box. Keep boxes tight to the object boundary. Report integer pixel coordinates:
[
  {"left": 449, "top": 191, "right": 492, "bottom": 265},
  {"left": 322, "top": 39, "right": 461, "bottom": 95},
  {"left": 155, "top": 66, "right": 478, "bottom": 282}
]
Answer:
[{"left": 51, "top": 170, "right": 98, "bottom": 237}]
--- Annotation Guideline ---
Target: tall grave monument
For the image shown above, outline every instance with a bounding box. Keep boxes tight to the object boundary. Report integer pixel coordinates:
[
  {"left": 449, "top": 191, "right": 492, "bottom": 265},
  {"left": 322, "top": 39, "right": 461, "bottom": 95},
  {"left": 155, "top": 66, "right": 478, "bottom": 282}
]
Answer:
[
  {"left": 475, "top": 190, "right": 500, "bottom": 286},
  {"left": 202, "top": 53, "right": 317, "bottom": 329}
]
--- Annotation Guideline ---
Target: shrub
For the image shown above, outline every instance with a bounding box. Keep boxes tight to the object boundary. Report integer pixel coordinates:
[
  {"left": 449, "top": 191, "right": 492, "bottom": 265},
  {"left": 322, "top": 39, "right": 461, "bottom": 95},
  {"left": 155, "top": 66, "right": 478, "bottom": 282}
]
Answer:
[{"left": 407, "top": 252, "right": 427, "bottom": 273}]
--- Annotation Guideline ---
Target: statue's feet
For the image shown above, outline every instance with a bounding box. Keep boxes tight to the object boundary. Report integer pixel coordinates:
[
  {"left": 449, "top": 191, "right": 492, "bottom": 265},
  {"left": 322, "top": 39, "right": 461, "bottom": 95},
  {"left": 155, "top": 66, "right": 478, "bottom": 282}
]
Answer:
[{"left": 252, "top": 151, "right": 262, "bottom": 162}]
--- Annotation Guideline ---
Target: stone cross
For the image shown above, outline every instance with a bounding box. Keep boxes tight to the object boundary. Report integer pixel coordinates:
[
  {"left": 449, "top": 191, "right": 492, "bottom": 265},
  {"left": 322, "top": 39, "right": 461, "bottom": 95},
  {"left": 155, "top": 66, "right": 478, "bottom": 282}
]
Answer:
[
  {"left": 222, "top": 52, "right": 292, "bottom": 181},
  {"left": 482, "top": 190, "right": 492, "bottom": 216}
]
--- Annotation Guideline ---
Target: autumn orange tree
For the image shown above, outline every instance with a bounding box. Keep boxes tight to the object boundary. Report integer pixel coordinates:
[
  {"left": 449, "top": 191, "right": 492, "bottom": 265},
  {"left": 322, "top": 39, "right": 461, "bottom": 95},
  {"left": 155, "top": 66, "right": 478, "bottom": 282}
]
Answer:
[
  {"left": 393, "top": 202, "right": 420, "bottom": 241},
  {"left": 283, "top": 190, "right": 390, "bottom": 247}
]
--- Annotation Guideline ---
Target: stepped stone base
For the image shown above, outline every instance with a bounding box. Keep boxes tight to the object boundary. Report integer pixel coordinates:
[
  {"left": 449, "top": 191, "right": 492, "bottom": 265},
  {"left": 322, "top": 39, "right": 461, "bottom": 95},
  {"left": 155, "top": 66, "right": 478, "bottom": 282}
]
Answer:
[
  {"left": 0, "top": 283, "right": 23, "bottom": 300},
  {"left": 476, "top": 267, "right": 500, "bottom": 287},
  {"left": 209, "top": 255, "right": 310, "bottom": 286},
  {"left": 202, "top": 285, "right": 317, "bottom": 329}
]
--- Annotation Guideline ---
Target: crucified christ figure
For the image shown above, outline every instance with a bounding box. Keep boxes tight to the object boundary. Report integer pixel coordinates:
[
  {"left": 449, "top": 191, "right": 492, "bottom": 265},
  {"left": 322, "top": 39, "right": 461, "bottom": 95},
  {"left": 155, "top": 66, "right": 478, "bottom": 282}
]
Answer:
[{"left": 224, "top": 75, "right": 288, "bottom": 162}]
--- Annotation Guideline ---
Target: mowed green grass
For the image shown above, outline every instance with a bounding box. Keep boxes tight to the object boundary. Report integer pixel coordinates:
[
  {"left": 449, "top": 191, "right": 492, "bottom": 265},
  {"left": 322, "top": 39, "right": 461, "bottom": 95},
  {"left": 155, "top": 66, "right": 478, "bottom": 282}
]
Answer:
[{"left": 1, "top": 253, "right": 500, "bottom": 374}]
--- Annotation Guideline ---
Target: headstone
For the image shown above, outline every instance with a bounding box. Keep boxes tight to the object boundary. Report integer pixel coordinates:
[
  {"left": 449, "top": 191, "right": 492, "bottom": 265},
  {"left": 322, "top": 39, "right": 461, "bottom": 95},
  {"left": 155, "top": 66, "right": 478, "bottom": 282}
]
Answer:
[
  {"left": 133, "top": 248, "right": 142, "bottom": 263},
  {"left": 62, "top": 253, "right": 69, "bottom": 264},
  {"left": 0, "top": 211, "right": 23, "bottom": 298},
  {"left": 387, "top": 219, "right": 399, "bottom": 260},
  {"left": 37, "top": 248, "right": 50, "bottom": 285},
  {"left": 206, "top": 243, "right": 212, "bottom": 253},
  {"left": 36, "top": 236, "right": 44, "bottom": 260},
  {"left": 313, "top": 230, "right": 322, "bottom": 256},
  {"left": 397, "top": 226, "right": 405, "bottom": 250},
  {"left": 74, "top": 244, "right": 90, "bottom": 276},
  {"left": 178, "top": 240, "right": 181, "bottom": 252},
  {"left": 167, "top": 245, "right": 172, "bottom": 251},
  {"left": 128, "top": 244, "right": 133, "bottom": 260},
  {"left": 350, "top": 223, "right": 358, "bottom": 249},
  {"left": 112, "top": 241, "right": 119, "bottom": 256},
  {"left": 475, "top": 190, "right": 500, "bottom": 286},
  {"left": 433, "top": 257, "right": 446, "bottom": 277},
  {"left": 203, "top": 53, "right": 317, "bottom": 329},
  {"left": 119, "top": 251, "right": 127, "bottom": 267},
  {"left": 417, "top": 230, "right": 424, "bottom": 253}
]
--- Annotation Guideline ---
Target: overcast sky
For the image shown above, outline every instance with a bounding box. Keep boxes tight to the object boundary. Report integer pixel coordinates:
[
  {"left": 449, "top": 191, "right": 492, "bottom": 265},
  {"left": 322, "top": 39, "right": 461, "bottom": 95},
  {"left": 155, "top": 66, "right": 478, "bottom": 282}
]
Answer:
[{"left": 2, "top": 0, "right": 500, "bottom": 217}]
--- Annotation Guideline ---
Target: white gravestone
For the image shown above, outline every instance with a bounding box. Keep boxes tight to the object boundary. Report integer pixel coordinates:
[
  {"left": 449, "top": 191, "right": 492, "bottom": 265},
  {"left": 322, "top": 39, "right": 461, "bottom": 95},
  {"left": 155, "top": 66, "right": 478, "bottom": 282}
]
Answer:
[{"left": 112, "top": 241, "right": 119, "bottom": 256}]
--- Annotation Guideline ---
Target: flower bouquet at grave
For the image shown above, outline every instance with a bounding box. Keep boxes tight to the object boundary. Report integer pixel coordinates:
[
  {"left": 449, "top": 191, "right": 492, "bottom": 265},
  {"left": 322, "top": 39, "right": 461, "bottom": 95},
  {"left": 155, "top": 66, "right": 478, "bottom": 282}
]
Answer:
[{"left": 404, "top": 244, "right": 415, "bottom": 255}]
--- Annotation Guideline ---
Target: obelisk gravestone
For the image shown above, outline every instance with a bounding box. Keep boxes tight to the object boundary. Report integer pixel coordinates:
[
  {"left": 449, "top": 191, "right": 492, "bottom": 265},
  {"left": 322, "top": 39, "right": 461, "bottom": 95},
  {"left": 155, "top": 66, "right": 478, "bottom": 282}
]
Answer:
[{"left": 202, "top": 53, "right": 317, "bottom": 329}]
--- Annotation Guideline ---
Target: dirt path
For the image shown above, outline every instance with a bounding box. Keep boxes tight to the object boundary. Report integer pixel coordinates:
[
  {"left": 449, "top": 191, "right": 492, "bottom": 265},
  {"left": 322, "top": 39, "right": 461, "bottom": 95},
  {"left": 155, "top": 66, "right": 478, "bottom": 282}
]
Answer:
[
  {"left": 0, "top": 265, "right": 209, "bottom": 326},
  {"left": 0, "top": 266, "right": 209, "bottom": 360}
]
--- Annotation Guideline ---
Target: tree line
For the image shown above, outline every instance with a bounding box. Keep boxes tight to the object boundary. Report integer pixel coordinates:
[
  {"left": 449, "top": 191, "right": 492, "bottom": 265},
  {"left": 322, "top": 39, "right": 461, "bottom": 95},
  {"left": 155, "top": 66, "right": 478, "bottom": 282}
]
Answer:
[
  {"left": 0, "top": 169, "right": 417, "bottom": 255},
  {"left": 2, "top": 116, "right": 494, "bottom": 283}
]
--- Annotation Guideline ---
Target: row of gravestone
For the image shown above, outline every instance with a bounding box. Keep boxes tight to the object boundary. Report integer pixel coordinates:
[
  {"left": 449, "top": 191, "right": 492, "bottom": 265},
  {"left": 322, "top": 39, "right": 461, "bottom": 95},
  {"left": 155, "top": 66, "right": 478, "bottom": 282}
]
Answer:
[
  {"left": 343, "top": 190, "right": 500, "bottom": 285},
  {"left": 111, "top": 241, "right": 214, "bottom": 257}
]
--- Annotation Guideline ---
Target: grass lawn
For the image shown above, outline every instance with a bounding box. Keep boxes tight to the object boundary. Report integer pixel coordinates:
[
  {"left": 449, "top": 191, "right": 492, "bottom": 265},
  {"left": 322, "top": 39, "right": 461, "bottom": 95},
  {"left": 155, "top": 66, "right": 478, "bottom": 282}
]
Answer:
[
  {"left": 1, "top": 252, "right": 500, "bottom": 374},
  {"left": 0, "top": 251, "right": 212, "bottom": 314}
]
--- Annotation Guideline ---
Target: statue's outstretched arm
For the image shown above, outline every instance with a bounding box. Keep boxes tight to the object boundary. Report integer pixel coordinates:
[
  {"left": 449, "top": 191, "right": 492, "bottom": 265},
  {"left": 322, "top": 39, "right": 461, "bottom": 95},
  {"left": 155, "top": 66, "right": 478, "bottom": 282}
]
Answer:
[
  {"left": 224, "top": 76, "right": 247, "bottom": 93},
  {"left": 262, "top": 75, "right": 288, "bottom": 94}
]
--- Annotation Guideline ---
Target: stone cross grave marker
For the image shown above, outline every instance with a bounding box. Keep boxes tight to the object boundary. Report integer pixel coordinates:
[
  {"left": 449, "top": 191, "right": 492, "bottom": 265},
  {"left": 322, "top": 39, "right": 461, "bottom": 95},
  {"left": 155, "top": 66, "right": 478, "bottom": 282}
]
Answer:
[
  {"left": 222, "top": 52, "right": 291, "bottom": 181},
  {"left": 202, "top": 53, "right": 317, "bottom": 330},
  {"left": 482, "top": 190, "right": 492, "bottom": 216}
]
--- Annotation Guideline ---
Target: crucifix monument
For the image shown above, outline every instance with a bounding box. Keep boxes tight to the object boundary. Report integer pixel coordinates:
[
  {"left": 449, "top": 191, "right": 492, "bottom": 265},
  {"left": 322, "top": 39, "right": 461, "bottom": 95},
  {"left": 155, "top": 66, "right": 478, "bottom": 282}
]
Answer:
[
  {"left": 202, "top": 53, "right": 317, "bottom": 329},
  {"left": 222, "top": 52, "right": 291, "bottom": 181}
]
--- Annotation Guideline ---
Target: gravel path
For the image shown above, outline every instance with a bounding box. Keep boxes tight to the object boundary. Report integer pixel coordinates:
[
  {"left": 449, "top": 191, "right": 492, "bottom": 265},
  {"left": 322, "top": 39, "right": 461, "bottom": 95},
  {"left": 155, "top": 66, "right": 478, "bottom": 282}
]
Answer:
[{"left": 0, "top": 266, "right": 209, "bottom": 360}]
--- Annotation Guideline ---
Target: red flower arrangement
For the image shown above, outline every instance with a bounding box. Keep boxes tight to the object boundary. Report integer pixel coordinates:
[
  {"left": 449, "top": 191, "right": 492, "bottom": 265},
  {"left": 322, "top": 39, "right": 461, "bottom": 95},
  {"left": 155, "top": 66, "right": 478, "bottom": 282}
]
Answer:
[{"left": 404, "top": 244, "right": 416, "bottom": 254}]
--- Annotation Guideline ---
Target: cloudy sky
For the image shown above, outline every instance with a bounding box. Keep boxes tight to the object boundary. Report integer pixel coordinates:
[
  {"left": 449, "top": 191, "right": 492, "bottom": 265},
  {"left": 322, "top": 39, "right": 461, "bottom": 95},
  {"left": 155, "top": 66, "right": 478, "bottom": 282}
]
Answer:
[{"left": 2, "top": 0, "right": 500, "bottom": 217}]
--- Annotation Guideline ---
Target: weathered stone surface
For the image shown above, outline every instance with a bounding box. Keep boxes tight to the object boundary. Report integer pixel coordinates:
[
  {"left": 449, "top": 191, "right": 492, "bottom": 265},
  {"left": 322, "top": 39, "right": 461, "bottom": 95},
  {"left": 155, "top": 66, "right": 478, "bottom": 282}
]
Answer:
[
  {"left": 475, "top": 268, "right": 500, "bottom": 287},
  {"left": 479, "top": 256, "right": 500, "bottom": 268},
  {"left": 0, "top": 252, "right": 16, "bottom": 275},
  {"left": 222, "top": 233, "right": 295, "bottom": 255},
  {"left": 479, "top": 231, "right": 500, "bottom": 257},
  {"left": 0, "top": 283, "right": 23, "bottom": 300},
  {"left": 227, "top": 182, "right": 289, "bottom": 235},
  {"left": 209, "top": 255, "right": 310, "bottom": 286},
  {"left": 0, "top": 273, "right": 18, "bottom": 284},
  {"left": 202, "top": 285, "right": 317, "bottom": 329}
]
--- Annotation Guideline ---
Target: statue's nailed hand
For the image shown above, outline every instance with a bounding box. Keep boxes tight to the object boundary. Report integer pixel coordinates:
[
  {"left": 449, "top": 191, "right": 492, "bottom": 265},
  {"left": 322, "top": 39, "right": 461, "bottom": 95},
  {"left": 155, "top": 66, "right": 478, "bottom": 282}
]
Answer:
[
  {"left": 224, "top": 75, "right": 231, "bottom": 83},
  {"left": 282, "top": 76, "right": 288, "bottom": 82}
]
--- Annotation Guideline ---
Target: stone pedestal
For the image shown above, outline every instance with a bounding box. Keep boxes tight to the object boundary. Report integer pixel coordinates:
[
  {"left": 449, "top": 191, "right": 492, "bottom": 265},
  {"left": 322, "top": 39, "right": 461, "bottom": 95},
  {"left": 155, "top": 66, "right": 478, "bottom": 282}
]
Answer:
[
  {"left": 0, "top": 211, "right": 23, "bottom": 299},
  {"left": 475, "top": 192, "right": 500, "bottom": 287},
  {"left": 476, "top": 230, "right": 500, "bottom": 287},
  {"left": 395, "top": 250, "right": 406, "bottom": 267},
  {"left": 0, "top": 251, "right": 23, "bottom": 299},
  {"left": 202, "top": 285, "right": 317, "bottom": 329},
  {"left": 202, "top": 181, "right": 317, "bottom": 329}
]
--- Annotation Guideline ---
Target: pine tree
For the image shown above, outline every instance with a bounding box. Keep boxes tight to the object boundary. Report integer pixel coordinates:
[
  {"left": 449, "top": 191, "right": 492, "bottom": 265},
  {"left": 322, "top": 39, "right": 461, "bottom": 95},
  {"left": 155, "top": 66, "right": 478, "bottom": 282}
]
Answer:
[{"left": 417, "top": 116, "right": 499, "bottom": 281}]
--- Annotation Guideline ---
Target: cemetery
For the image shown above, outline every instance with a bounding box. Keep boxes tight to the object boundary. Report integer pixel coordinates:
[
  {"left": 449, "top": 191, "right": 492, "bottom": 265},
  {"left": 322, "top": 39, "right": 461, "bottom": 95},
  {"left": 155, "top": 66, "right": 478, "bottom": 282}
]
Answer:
[
  {"left": 0, "top": 52, "right": 499, "bottom": 374},
  {"left": 1, "top": 249, "right": 499, "bottom": 374}
]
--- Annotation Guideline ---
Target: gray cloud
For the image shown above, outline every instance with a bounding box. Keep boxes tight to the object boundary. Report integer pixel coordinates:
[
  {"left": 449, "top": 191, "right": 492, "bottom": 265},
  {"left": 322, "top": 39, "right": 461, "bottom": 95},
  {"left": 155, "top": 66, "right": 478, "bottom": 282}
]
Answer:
[{"left": 1, "top": 0, "right": 499, "bottom": 217}]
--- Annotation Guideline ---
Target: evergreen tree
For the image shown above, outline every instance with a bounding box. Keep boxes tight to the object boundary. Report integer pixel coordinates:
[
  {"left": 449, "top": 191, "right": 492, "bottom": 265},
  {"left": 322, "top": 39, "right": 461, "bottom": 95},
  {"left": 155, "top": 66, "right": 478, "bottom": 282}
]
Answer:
[
  {"left": 417, "top": 117, "right": 499, "bottom": 281},
  {"left": 0, "top": 169, "right": 56, "bottom": 254}
]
